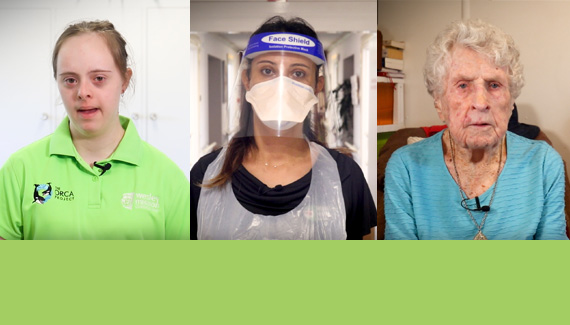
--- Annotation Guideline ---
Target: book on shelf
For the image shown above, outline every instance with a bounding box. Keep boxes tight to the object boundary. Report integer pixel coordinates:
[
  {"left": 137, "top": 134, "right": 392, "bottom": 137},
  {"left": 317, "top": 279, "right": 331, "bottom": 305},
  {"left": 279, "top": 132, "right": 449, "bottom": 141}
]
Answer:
[
  {"left": 382, "top": 46, "right": 403, "bottom": 60},
  {"left": 382, "top": 57, "right": 404, "bottom": 71},
  {"left": 379, "top": 67, "right": 401, "bottom": 73},
  {"left": 383, "top": 40, "right": 405, "bottom": 50},
  {"left": 378, "top": 70, "right": 405, "bottom": 79}
]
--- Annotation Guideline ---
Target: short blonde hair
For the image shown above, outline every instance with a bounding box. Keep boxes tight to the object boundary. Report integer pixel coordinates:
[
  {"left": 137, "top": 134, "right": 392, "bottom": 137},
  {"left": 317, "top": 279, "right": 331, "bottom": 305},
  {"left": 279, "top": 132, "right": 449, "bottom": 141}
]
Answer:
[{"left": 424, "top": 19, "right": 524, "bottom": 99}]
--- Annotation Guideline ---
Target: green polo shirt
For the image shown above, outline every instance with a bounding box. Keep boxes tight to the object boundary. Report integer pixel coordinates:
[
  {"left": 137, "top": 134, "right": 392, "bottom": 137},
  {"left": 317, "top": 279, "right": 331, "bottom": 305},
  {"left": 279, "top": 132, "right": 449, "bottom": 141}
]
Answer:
[{"left": 0, "top": 116, "right": 190, "bottom": 240}]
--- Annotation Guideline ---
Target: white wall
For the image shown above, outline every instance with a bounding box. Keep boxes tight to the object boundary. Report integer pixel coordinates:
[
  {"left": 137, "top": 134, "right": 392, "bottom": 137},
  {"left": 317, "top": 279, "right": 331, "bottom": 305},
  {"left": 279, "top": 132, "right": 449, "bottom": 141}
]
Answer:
[
  {"left": 191, "top": 0, "right": 377, "bottom": 32},
  {"left": 0, "top": 0, "right": 190, "bottom": 177},
  {"left": 379, "top": 0, "right": 570, "bottom": 177},
  {"left": 191, "top": 32, "right": 239, "bottom": 161},
  {"left": 327, "top": 32, "right": 378, "bottom": 208}
]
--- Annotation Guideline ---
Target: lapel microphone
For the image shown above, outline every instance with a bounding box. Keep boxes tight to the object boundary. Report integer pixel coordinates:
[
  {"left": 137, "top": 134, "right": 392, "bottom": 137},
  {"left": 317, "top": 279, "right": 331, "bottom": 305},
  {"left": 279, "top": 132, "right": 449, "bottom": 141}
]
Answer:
[
  {"left": 461, "top": 196, "right": 490, "bottom": 212},
  {"left": 93, "top": 161, "right": 112, "bottom": 176},
  {"left": 475, "top": 197, "right": 491, "bottom": 212}
]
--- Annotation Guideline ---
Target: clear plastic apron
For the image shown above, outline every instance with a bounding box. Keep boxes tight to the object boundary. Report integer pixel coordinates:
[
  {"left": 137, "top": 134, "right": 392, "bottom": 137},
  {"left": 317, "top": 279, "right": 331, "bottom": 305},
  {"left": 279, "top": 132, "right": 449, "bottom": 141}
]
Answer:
[{"left": 197, "top": 142, "right": 347, "bottom": 240}]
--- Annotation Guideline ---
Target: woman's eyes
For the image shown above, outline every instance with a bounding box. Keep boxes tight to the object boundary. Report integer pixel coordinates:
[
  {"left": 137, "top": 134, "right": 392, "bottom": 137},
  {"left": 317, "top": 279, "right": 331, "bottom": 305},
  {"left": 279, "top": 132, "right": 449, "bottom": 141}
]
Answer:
[
  {"left": 291, "top": 70, "right": 306, "bottom": 79},
  {"left": 456, "top": 82, "right": 501, "bottom": 90},
  {"left": 62, "top": 76, "right": 106, "bottom": 85},
  {"left": 64, "top": 77, "right": 77, "bottom": 85},
  {"left": 259, "top": 68, "right": 307, "bottom": 79}
]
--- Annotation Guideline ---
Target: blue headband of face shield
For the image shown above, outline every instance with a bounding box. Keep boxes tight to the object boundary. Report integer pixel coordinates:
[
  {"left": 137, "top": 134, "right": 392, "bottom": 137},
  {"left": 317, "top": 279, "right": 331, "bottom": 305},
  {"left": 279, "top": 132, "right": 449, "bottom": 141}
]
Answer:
[{"left": 243, "top": 32, "right": 326, "bottom": 65}]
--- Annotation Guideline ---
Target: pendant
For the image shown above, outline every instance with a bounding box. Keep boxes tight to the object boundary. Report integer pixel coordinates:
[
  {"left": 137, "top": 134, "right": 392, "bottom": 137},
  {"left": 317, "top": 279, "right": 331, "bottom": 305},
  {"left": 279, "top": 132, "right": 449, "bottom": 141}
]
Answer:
[{"left": 473, "top": 231, "right": 488, "bottom": 240}]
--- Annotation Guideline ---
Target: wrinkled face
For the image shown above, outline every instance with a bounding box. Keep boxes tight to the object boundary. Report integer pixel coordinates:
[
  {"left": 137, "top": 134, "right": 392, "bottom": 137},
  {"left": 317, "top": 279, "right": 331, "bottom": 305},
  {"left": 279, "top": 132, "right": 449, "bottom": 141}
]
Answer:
[
  {"left": 243, "top": 51, "right": 323, "bottom": 93},
  {"left": 435, "top": 46, "right": 513, "bottom": 150},
  {"left": 56, "top": 33, "right": 130, "bottom": 137}
]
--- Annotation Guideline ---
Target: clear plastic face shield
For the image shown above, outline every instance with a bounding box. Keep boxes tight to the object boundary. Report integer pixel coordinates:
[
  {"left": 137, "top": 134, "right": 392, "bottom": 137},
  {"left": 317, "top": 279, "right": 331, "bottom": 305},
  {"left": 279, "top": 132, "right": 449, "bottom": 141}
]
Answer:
[{"left": 228, "top": 32, "right": 327, "bottom": 138}]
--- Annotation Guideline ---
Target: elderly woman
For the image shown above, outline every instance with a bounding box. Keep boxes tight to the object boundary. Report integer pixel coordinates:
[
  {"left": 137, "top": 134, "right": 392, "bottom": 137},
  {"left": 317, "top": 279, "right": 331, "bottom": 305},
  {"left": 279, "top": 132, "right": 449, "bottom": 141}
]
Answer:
[{"left": 384, "top": 20, "right": 567, "bottom": 240}]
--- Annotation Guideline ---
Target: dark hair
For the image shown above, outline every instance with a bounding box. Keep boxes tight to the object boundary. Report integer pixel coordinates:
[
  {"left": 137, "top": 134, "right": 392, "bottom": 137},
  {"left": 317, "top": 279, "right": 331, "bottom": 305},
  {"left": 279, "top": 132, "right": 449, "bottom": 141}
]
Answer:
[
  {"left": 202, "top": 16, "right": 324, "bottom": 188},
  {"left": 52, "top": 20, "right": 130, "bottom": 83},
  {"left": 252, "top": 16, "right": 319, "bottom": 38}
]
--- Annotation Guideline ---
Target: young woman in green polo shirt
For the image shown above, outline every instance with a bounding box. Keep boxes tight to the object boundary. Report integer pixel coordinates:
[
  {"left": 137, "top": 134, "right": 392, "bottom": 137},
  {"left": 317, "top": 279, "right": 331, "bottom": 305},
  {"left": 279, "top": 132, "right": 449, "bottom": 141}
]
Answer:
[{"left": 0, "top": 21, "right": 189, "bottom": 239}]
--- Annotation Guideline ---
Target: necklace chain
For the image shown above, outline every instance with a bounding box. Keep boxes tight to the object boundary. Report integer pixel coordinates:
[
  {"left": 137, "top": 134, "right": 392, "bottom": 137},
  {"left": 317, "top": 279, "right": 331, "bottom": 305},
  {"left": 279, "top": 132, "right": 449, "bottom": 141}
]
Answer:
[{"left": 449, "top": 131, "right": 503, "bottom": 237}]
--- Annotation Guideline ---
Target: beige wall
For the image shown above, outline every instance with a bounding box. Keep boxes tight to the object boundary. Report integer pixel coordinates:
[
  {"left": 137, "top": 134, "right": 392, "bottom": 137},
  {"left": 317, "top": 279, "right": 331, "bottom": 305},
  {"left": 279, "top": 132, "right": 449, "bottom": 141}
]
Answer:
[{"left": 379, "top": 0, "right": 570, "bottom": 176}]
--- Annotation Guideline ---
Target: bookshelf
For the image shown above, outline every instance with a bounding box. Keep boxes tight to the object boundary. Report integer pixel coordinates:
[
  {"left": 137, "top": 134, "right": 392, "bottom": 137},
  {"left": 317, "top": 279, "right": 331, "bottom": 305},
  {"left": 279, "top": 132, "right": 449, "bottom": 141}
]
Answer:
[{"left": 377, "top": 76, "right": 404, "bottom": 132}]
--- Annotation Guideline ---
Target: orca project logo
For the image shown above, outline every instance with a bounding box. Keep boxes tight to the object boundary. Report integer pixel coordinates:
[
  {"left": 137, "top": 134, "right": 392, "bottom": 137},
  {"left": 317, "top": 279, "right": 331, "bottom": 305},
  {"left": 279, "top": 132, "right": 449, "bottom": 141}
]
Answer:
[
  {"left": 32, "top": 183, "right": 52, "bottom": 204},
  {"left": 32, "top": 182, "right": 75, "bottom": 204}
]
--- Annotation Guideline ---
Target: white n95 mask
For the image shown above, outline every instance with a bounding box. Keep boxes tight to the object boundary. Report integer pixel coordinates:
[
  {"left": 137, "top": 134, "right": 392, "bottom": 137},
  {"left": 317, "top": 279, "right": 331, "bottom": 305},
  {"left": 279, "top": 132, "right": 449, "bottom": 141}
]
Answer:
[{"left": 245, "top": 76, "right": 318, "bottom": 132}]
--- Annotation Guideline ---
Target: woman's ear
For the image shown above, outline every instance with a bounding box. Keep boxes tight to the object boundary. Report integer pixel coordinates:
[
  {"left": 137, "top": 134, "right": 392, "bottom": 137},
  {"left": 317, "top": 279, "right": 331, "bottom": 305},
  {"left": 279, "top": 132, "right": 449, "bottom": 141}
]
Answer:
[
  {"left": 315, "top": 76, "right": 324, "bottom": 93},
  {"left": 241, "top": 69, "right": 251, "bottom": 91},
  {"left": 122, "top": 68, "right": 133, "bottom": 93},
  {"left": 435, "top": 97, "right": 446, "bottom": 123}
]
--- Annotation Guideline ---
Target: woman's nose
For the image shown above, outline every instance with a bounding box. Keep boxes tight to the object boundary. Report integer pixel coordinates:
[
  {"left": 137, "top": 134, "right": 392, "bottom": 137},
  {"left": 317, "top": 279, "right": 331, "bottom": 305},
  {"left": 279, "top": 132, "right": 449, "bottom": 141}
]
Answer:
[
  {"left": 472, "top": 85, "right": 489, "bottom": 110},
  {"left": 77, "top": 81, "right": 92, "bottom": 100}
]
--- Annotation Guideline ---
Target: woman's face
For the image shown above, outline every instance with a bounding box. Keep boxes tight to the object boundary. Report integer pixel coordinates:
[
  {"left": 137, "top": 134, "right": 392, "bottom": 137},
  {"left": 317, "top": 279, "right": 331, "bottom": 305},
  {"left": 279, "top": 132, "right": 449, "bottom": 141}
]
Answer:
[
  {"left": 56, "top": 33, "right": 131, "bottom": 137},
  {"left": 243, "top": 52, "right": 323, "bottom": 92},
  {"left": 241, "top": 51, "right": 324, "bottom": 137},
  {"left": 435, "top": 45, "right": 513, "bottom": 150}
]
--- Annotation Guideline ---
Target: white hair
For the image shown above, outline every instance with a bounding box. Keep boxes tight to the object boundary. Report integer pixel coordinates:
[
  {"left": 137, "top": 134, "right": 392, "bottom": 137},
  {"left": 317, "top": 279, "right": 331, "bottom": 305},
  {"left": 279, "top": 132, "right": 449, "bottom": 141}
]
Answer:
[{"left": 424, "top": 19, "right": 524, "bottom": 99}]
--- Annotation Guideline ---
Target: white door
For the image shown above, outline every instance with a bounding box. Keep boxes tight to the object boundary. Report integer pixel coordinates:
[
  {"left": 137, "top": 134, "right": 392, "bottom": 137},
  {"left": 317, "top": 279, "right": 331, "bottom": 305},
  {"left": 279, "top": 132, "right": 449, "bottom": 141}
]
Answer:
[
  {"left": 146, "top": 8, "right": 191, "bottom": 177},
  {"left": 0, "top": 9, "right": 53, "bottom": 167}
]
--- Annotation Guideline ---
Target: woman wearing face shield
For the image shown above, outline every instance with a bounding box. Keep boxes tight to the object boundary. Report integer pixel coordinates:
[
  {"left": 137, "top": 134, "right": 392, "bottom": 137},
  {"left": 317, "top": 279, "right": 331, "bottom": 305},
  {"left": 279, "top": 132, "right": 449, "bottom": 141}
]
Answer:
[{"left": 190, "top": 16, "right": 377, "bottom": 240}]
